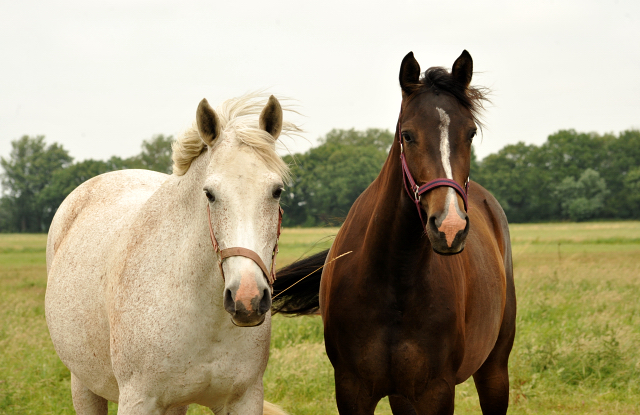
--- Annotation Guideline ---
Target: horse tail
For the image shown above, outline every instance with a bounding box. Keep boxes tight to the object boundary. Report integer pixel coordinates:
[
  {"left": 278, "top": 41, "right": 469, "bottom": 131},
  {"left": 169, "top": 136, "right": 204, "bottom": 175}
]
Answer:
[
  {"left": 263, "top": 400, "right": 287, "bottom": 415},
  {"left": 271, "top": 249, "right": 328, "bottom": 315}
]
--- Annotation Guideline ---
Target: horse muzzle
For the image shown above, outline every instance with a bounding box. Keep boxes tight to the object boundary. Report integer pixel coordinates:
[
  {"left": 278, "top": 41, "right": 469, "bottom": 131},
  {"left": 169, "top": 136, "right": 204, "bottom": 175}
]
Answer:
[
  {"left": 426, "top": 201, "right": 469, "bottom": 255},
  {"left": 223, "top": 265, "right": 272, "bottom": 327}
]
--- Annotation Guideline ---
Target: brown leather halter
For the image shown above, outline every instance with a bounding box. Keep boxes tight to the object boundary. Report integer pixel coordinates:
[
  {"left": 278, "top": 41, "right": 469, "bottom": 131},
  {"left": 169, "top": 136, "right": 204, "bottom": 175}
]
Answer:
[{"left": 207, "top": 204, "right": 283, "bottom": 286}]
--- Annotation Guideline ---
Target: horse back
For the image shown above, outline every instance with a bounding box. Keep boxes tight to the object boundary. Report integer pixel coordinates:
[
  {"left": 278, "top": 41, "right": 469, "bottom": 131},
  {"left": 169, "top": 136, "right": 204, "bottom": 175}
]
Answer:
[{"left": 47, "top": 169, "right": 168, "bottom": 270}]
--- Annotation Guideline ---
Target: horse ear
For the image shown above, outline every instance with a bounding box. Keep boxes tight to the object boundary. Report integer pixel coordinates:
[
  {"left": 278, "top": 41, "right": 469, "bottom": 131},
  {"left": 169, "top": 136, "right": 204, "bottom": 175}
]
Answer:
[
  {"left": 452, "top": 50, "right": 473, "bottom": 89},
  {"left": 196, "top": 98, "right": 221, "bottom": 146},
  {"left": 399, "top": 52, "right": 421, "bottom": 96},
  {"left": 259, "top": 95, "right": 283, "bottom": 140}
]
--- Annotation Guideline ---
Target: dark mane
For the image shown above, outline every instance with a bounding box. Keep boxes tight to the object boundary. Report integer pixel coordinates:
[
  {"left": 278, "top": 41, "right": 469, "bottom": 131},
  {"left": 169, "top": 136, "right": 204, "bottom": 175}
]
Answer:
[{"left": 407, "top": 66, "right": 490, "bottom": 127}]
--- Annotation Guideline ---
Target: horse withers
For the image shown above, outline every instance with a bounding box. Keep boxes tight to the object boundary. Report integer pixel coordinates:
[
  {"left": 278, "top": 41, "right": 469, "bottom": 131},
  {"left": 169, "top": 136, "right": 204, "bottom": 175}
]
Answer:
[
  {"left": 45, "top": 93, "right": 297, "bottom": 415},
  {"left": 273, "top": 51, "right": 516, "bottom": 415}
]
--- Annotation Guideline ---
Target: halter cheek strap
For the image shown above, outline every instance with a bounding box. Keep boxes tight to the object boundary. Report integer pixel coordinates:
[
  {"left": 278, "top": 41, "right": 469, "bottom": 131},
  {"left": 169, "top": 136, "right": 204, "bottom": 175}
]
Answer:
[
  {"left": 207, "top": 204, "right": 282, "bottom": 286},
  {"left": 397, "top": 115, "right": 470, "bottom": 229}
]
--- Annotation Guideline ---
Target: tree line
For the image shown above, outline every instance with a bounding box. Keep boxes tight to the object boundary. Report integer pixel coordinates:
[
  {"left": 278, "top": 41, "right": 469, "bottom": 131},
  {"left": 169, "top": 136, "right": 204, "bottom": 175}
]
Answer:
[
  {"left": 282, "top": 128, "right": 640, "bottom": 226},
  {"left": 1, "top": 128, "right": 639, "bottom": 232},
  {"left": 0, "top": 135, "right": 173, "bottom": 232}
]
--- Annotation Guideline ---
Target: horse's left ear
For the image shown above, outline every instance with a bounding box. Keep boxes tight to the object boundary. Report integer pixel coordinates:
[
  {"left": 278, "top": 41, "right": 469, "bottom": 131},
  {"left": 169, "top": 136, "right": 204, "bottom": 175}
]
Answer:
[
  {"left": 452, "top": 50, "right": 473, "bottom": 89},
  {"left": 260, "top": 95, "right": 283, "bottom": 140},
  {"left": 196, "top": 98, "right": 221, "bottom": 146}
]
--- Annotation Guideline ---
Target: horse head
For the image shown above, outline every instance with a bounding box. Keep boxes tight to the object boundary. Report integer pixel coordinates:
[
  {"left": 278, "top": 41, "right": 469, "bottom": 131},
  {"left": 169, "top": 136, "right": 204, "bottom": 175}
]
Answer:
[
  {"left": 398, "top": 51, "right": 486, "bottom": 255},
  {"left": 196, "top": 95, "right": 287, "bottom": 327}
]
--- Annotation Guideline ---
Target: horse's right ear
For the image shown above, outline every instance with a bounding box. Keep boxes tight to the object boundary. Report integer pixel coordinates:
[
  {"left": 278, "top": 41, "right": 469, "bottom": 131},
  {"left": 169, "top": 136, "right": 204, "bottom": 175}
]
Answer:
[
  {"left": 399, "top": 52, "right": 421, "bottom": 97},
  {"left": 196, "top": 98, "right": 221, "bottom": 146}
]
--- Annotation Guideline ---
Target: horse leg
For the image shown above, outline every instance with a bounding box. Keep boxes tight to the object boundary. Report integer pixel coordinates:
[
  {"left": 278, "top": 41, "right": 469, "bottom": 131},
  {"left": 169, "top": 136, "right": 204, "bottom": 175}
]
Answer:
[
  {"left": 388, "top": 396, "right": 417, "bottom": 415},
  {"left": 411, "top": 377, "right": 455, "bottom": 415},
  {"left": 472, "top": 273, "right": 516, "bottom": 415},
  {"left": 71, "top": 373, "right": 108, "bottom": 415},
  {"left": 209, "top": 382, "right": 265, "bottom": 415},
  {"left": 472, "top": 349, "right": 511, "bottom": 415},
  {"left": 334, "top": 371, "right": 378, "bottom": 415},
  {"left": 116, "top": 386, "right": 165, "bottom": 415}
]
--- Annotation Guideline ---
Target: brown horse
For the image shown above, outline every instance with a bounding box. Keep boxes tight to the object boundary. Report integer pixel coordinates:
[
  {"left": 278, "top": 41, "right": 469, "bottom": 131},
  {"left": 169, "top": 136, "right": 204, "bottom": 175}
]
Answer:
[{"left": 273, "top": 51, "right": 516, "bottom": 415}]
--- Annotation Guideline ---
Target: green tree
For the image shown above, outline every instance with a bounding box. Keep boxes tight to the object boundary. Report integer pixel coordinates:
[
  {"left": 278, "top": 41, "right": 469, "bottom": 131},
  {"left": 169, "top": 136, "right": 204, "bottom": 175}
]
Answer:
[
  {"left": 136, "top": 134, "right": 174, "bottom": 174},
  {"left": 0, "top": 136, "right": 72, "bottom": 232},
  {"left": 554, "top": 169, "right": 609, "bottom": 221},
  {"left": 474, "top": 142, "right": 543, "bottom": 222},
  {"left": 622, "top": 166, "right": 640, "bottom": 213},
  {"left": 282, "top": 128, "right": 393, "bottom": 226},
  {"left": 39, "top": 159, "right": 113, "bottom": 227},
  {"left": 599, "top": 130, "right": 640, "bottom": 218},
  {"left": 100, "top": 135, "right": 174, "bottom": 174}
]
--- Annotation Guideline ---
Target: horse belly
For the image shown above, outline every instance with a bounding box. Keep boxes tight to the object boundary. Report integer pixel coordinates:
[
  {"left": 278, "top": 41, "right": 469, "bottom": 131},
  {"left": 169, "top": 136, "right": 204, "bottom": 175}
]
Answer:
[
  {"left": 46, "top": 264, "right": 119, "bottom": 399},
  {"left": 46, "top": 230, "right": 119, "bottom": 400}
]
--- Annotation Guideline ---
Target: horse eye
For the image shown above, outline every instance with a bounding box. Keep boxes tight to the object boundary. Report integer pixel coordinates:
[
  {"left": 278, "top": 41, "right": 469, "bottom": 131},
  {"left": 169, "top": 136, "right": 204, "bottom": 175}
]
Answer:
[
  {"left": 401, "top": 132, "right": 412, "bottom": 142},
  {"left": 469, "top": 129, "right": 477, "bottom": 143},
  {"left": 272, "top": 187, "right": 283, "bottom": 199},
  {"left": 203, "top": 189, "right": 215, "bottom": 202}
]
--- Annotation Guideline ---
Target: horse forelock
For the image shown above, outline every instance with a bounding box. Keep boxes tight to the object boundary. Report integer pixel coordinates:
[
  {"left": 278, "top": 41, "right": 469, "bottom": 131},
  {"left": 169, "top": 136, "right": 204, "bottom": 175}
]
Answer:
[
  {"left": 171, "top": 92, "right": 300, "bottom": 183},
  {"left": 404, "top": 67, "right": 490, "bottom": 129}
]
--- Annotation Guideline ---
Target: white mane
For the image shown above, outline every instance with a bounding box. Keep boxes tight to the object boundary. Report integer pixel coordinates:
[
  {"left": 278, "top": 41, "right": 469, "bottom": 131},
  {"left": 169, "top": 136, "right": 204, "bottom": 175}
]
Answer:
[{"left": 171, "top": 92, "right": 301, "bottom": 182}]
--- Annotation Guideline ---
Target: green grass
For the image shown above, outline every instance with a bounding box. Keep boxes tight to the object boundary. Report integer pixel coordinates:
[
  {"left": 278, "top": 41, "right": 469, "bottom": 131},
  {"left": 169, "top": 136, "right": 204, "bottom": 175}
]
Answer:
[{"left": 1, "top": 222, "right": 640, "bottom": 414}]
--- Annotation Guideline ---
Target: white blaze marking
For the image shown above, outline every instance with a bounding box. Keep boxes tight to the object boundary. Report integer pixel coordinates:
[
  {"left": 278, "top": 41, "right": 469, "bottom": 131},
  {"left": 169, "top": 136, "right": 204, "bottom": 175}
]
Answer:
[
  {"left": 436, "top": 107, "right": 457, "bottom": 211},
  {"left": 436, "top": 107, "right": 452, "bottom": 180},
  {"left": 435, "top": 107, "right": 465, "bottom": 243}
]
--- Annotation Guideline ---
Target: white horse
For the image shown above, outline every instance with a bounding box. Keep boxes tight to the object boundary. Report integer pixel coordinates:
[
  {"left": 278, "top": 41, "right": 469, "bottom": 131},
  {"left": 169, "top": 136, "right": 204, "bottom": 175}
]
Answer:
[{"left": 45, "top": 93, "right": 298, "bottom": 415}]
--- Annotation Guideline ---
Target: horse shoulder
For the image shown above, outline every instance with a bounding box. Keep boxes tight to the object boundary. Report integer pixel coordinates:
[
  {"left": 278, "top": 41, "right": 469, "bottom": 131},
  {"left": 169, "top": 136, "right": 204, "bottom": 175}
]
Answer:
[{"left": 468, "top": 181, "right": 511, "bottom": 263}]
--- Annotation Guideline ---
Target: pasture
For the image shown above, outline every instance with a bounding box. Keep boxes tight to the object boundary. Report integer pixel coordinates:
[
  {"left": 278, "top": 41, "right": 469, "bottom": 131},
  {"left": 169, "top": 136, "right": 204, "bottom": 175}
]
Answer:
[{"left": 0, "top": 222, "right": 639, "bottom": 414}]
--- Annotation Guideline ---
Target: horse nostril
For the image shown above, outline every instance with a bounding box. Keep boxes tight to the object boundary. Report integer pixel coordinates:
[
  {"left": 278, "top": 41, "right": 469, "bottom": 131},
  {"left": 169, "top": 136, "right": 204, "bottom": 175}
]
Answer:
[
  {"left": 428, "top": 216, "right": 439, "bottom": 232},
  {"left": 223, "top": 288, "right": 235, "bottom": 315},
  {"left": 258, "top": 288, "right": 271, "bottom": 315}
]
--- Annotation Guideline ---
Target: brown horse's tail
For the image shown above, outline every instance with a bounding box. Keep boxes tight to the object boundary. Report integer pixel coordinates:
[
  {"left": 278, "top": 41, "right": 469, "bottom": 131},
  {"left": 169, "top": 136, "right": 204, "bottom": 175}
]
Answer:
[{"left": 271, "top": 249, "right": 328, "bottom": 315}]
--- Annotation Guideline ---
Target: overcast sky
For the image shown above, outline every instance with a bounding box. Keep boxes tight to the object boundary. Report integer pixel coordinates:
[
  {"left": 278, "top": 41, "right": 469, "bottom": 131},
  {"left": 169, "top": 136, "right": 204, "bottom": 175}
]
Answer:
[{"left": 1, "top": 0, "right": 638, "bottom": 164}]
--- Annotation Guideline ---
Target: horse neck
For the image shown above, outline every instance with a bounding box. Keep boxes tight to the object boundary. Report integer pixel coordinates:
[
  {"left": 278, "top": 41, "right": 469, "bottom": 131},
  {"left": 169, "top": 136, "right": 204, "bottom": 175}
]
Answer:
[{"left": 364, "top": 127, "right": 433, "bottom": 260}]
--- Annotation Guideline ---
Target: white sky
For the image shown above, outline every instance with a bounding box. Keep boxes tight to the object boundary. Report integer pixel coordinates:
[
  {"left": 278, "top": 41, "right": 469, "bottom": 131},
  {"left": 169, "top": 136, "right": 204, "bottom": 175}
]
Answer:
[{"left": 1, "top": 0, "right": 638, "bottom": 163}]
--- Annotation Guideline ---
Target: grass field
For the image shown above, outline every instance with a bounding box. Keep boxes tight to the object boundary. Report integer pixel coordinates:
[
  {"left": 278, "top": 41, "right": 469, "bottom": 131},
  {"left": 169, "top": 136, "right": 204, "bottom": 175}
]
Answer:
[{"left": 1, "top": 222, "right": 639, "bottom": 414}]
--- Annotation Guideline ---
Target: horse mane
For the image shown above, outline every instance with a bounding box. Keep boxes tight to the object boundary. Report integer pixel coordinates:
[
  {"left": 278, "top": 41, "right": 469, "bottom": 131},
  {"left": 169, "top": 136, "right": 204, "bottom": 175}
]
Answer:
[
  {"left": 171, "top": 92, "right": 301, "bottom": 182},
  {"left": 406, "top": 67, "right": 490, "bottom": 128}
]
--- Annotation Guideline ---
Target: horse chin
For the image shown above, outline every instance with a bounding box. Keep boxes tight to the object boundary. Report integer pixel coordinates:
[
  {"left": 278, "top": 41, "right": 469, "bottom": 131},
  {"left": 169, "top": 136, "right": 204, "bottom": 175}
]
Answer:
[
  {"left": 426, "top": 228, "right": 468, "bottom": 255},
  {"left": 229, "top": 314, "right": 266, "bottom": 327},
  {"left": 432, "top": 244, "right": 465, "bottom": 256}
]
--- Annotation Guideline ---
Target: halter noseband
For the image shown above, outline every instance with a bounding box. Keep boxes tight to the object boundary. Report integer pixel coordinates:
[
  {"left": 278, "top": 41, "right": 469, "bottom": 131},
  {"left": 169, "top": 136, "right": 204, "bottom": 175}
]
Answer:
[
  {"left": 207, "top": 204, "right": 283, "bottom": 287},
  {"left": 397, "top": 110, "right": 469, "bottom": 229}
]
